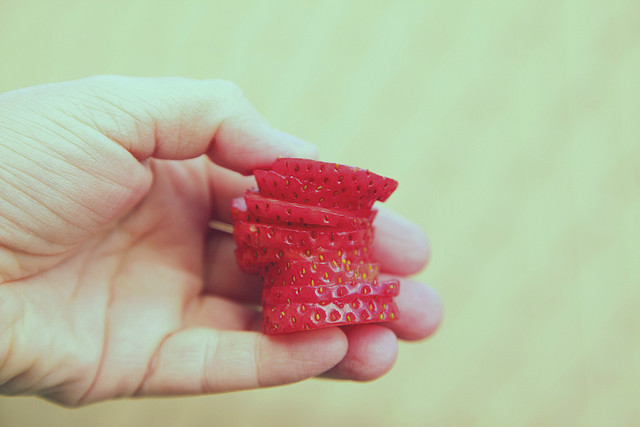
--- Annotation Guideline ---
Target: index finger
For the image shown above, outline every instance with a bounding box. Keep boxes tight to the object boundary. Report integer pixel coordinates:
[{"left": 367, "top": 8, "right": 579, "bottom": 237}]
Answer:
[{"left": 370, "top": 207, "right": 431, "bottom": 275}]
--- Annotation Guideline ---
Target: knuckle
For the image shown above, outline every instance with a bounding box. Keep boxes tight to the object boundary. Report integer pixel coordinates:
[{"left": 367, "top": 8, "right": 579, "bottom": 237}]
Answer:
[
  {"left": 208, "top": 79, "right": 245, "bottom": 99},
  {"left": 203, "top": 80, "right": 249, "bottom": 113}
]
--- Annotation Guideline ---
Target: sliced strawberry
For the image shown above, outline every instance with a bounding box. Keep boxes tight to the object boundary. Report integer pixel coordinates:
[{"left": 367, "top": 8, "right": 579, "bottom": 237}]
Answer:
[
  {"left": 231, "top": 157, "right": 401, "bottom": 335},
  {"left": 233, "top": 221, "right": 373, "bottom": 253},
  {"left": 262, "top": 280, "right": 399, "bottom": 304},
  {"left": 261, "top": 259, "right": 380, "bottom": 287},
  {"left": 263, "top": 296, "right": 399, "bottom": 334},
  {"left": 234, "top": 191, "right": 377, "bottom": 230},
  {"left": 269, "top": 157, "right": 398, "bottom": 202},
  {"left": 254, "top": 170, "right": 374, "bottom": 215},
  {"left": 235, "top": 244, "right": 371, "bottom": 274}
]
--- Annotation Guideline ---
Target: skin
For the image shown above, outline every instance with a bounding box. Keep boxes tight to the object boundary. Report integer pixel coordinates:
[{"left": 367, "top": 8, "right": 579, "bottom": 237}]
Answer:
[{"left": 0, "top": 76, "right": 442, "bottom": 406}]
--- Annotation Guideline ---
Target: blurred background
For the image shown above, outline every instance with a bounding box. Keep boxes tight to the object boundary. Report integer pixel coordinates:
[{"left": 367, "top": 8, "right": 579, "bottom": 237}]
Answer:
[{"left": 0, "top": 0, "right": 638, "bottom": 425}]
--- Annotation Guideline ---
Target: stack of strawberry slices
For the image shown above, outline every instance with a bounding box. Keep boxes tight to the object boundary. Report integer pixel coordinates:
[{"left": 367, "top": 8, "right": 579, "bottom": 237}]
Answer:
[{"left": 232, "top": 158, "right": 400, "bottom": 335}]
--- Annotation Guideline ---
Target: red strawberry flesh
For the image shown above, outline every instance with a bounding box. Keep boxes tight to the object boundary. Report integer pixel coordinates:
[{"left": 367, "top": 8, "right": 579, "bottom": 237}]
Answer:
[
  {"left": 269, "top": 158, "right": 398, "bottom": 202},
  {"left": 262, "top": 280, "right": 400, "bottom": 304},
  {"left": 263, "top": 296, "right": 399, "bottom": 334},
  {"left": 235, "top": 243, "right": 371, "bottom": 274},
  {"left": 233, "top": 221, "right": 373, "bottom": 251},
  {"left": 254, "top": 170, "right": 374, "bottom": 216},
  {"left": 240, "top": 191, "right": 374, "bottom": 229},
  {"left": 261, "top": 259, "right": 380, "bottom": 288},
  {"left": 231, "top": 157, "right": 399, "bottom": 334}
]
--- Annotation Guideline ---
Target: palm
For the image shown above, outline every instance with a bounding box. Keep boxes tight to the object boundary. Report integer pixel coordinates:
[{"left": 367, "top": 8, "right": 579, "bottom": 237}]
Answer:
[{"left": 8, "top": 158, "right": 253, "bottom": 404}]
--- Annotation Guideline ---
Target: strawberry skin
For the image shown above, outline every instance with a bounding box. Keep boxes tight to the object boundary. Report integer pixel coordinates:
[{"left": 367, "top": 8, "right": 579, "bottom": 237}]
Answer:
[
  {"left": 234, "top": 244, "right": 371, "bottom": 274},
  {"left": 232, "top": 193, "right": 375, "bottom": 230},
  {"left": 262, "top": 280, "right": 399, "bottom": 304},
  {"left": 263, "top": 297, "right": 399, "bottom": 334},
  {"left": 254, "top": 170, "right": 374, "bottom": 215},
  {"left": 231, "top": 157, "right": 400, "bottom": 334},
  {"left": 261, "top": 259, "right": 380, "bottom": 288},
  {"left": 269, "top": 158, "right": 398, "bottom": 203},
  {"left": 233, "top": 221, "right": 373, "bottom": 251}
]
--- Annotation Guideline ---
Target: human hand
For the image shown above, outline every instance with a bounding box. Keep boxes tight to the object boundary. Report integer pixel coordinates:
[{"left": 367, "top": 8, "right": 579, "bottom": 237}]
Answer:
[{"left": 0, "top": 76, "right": 442, "bottom": 406}]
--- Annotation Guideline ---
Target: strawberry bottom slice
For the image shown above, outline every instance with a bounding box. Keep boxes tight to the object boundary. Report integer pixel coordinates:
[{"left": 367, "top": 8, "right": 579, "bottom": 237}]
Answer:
[
  {"left": 262, "top": 296, "right": 399, "bottom": 334},
  {"left": 262, "top": 280, "right": 400, "bottom": 304}
]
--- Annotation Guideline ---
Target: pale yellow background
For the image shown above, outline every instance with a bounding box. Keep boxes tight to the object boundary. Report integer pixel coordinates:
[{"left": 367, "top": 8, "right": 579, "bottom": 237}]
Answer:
[{"left": 1, "top": 0, "right": 638, "bottom": 426}]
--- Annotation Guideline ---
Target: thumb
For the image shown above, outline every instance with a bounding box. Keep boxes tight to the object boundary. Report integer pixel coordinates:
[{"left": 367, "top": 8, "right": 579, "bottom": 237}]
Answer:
[
  {"left": 19, "top": 75, "right": 318, "bottom": 173},
  {"left": 0, "top": 76, "right": 316, "bottom": 280}
]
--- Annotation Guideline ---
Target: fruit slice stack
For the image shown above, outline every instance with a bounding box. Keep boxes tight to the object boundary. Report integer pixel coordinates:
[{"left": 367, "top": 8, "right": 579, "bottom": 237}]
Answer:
[{"left": 232, "top": 158, "right": 400, "bottom": 334}]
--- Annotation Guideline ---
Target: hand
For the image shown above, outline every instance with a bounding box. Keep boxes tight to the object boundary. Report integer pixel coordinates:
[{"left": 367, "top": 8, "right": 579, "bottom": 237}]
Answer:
[{"left": 0, "top": 76, "right": 442, "bottom": 406}]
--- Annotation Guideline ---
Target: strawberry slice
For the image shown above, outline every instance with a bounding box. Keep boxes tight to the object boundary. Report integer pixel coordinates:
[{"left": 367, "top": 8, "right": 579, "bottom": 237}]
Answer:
[
  {"left": 263, "top": 296, "right": 399, "bottom": 334},
  {"left": 233, "top": 221, "right": 373, "bottom": 252},
  {"left": 261, "top": 259, "right": 380, "bottom": 287},
  {"left": 235, "top": 244, "right": 371, "bottom": 274},
  {"left": 269, "top": 157, "right": 398, "bottom": 203},
  {"left": 254, "top": 170, "right": 374, "bottom": 215},
  {"left": 262, "top": 280, "right": 400, "bottom": 304},
  {"left": 241, "top": 191, "right": 375, "bottom": 229}
]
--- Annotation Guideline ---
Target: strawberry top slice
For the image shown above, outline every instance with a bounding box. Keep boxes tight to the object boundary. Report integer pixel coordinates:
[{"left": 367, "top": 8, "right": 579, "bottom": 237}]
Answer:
[
  {"left": 254, "top": 170, "right": 375, "bottom": 215},
  {"left": 269, "top": 157, "right": 398, "bottom": 203}
]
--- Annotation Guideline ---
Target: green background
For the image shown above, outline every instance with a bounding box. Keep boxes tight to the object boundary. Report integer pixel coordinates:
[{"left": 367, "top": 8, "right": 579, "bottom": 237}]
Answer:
[{"left": 1, "top": 0, "right": 638, "bottom": 425}]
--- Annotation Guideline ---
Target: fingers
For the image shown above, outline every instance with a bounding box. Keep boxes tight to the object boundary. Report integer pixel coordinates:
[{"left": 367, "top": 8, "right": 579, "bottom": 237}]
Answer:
[
  {"left": 205, "top": 160, "right": 256, "bottom": 223},
  {"left": 182, "top": 295, "right": 261, "bottom": 332},
  {"left": 198, "top": 240, "right": 442, "bottom": 384},
  {"left": 203, "top": 231, "right": 262, "bottom": 303},
  {"left": 12, "top": 75, "right": 317, "bottom": 174},
  {"left": 321, "top": 325, "right": 398, "bottom": 381},
  {"left": 319, "top": 279, "right": 442, "bottom": 381},
  {"left": 0, "top": 76, "right": 317, "bottom": 278},
  {"left": 201, "top": 241, "right": 443, "bottom": 339},
  {"left": 371, "top": 207, "right": 431, "bottom": 275},
  {"left": 381, "top": 278, "right": 442, "bottom": 341},
  {"left": 135, "top": 327, "right": 347, "bottom": 396},
  {"left": 205, "top": 206, "right": 442, "bottom": 324}
]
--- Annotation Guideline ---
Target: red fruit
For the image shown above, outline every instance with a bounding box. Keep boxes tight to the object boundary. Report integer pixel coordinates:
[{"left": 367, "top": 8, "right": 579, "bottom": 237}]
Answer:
[
  {"left": 262, "top": 280, "right": 400, "bottom": 304},
  {"left": 261, "top": 259, "right": 380, "bottom": 288},
  {"left": 254, "top": 170, "right": 374, "bottom": 215},
  {"left": 233, "top": 221, "right": 373, "bottom": 252},
  {"left": 235, "top": 244, "right": 371, "bottom": 274},
  {"left": 231, "top": 157, "right": 401, "bottom": 335},
  {"left": 232, "top": 191, "right": 377, "bottom": 230},
  {"left": 263, "top": 296, "right": 399, "bottom": 334},
  {"left": 269, "top": 157, "right": 398, "bottom": 203},
  {"left": 234, "top": 244, "right": 263, "bottom": 274}
]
